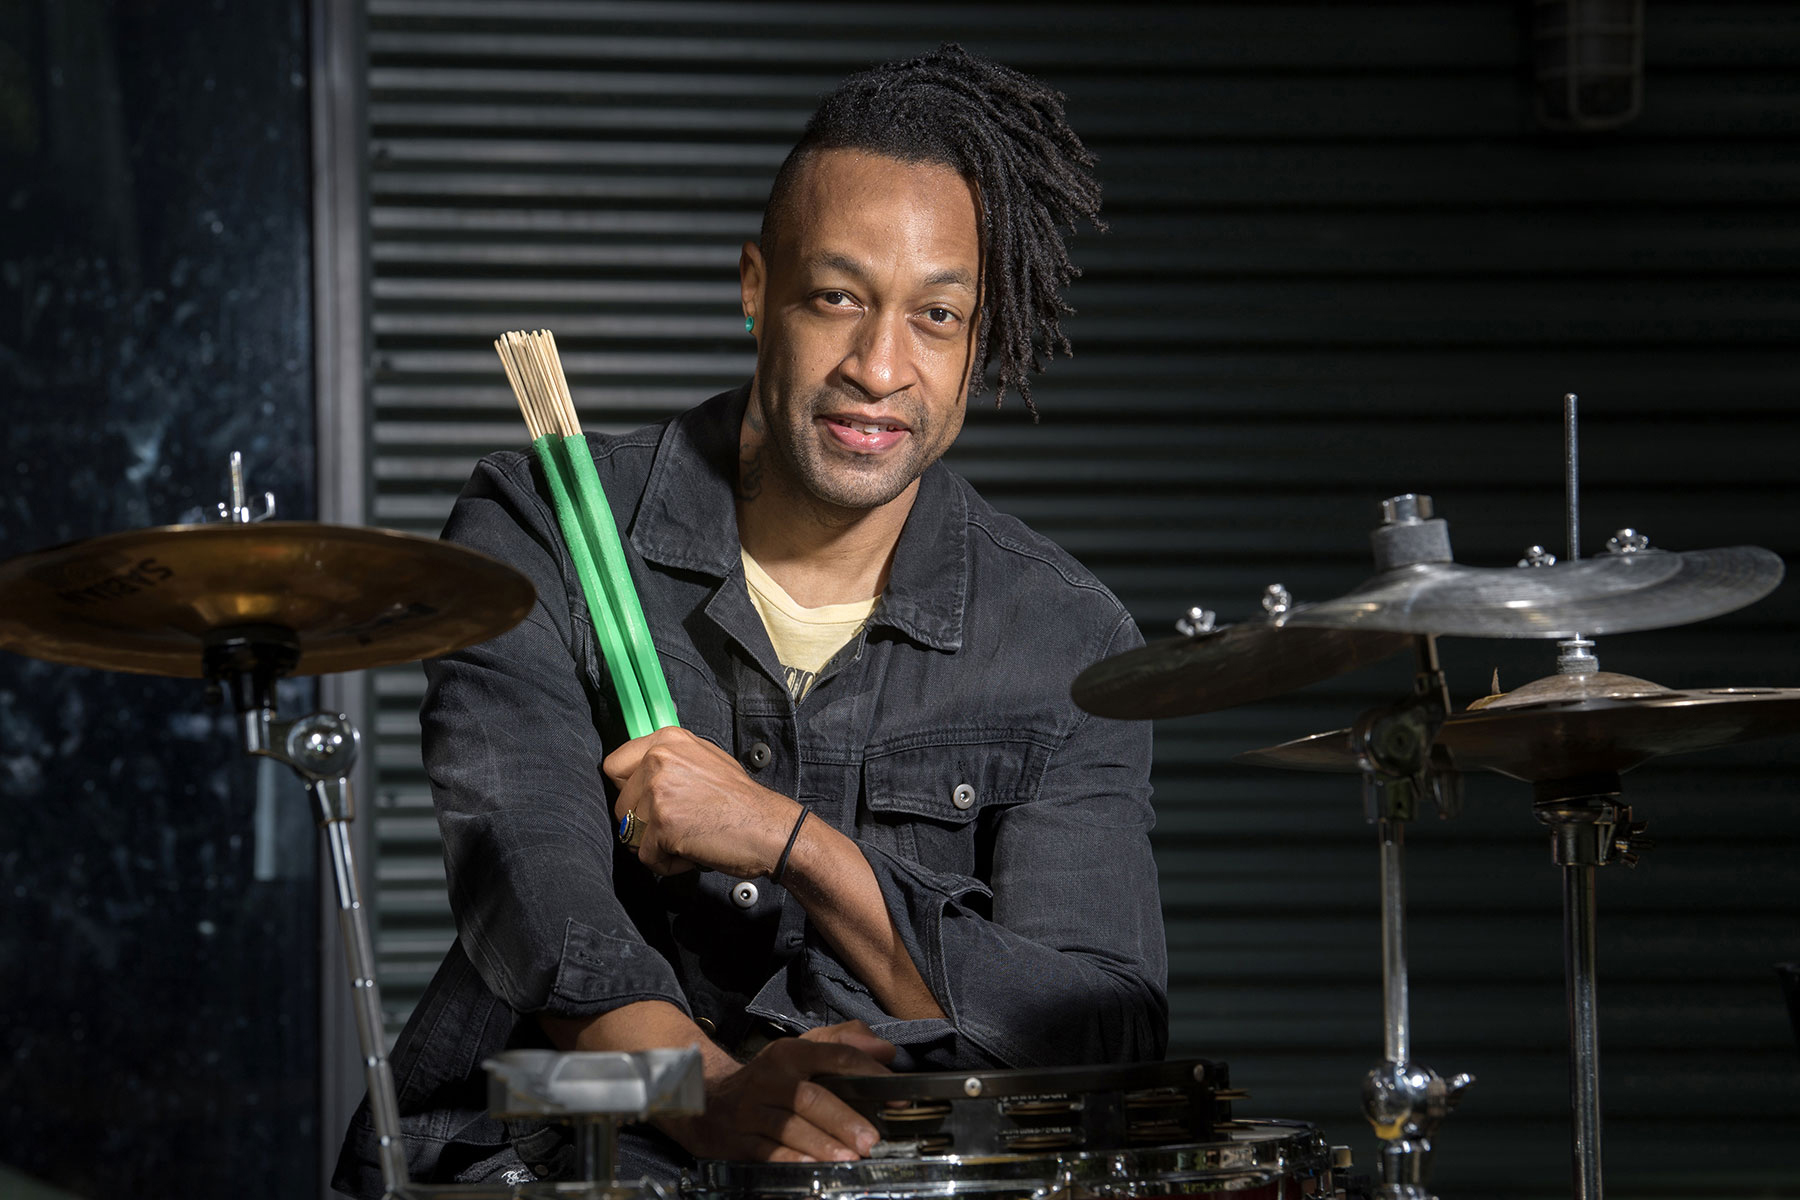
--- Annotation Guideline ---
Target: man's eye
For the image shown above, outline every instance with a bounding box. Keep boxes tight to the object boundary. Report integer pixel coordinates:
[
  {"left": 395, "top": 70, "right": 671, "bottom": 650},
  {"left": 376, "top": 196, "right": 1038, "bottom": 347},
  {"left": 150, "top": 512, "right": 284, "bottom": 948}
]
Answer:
[
  {"left": 819, "top": 290, "right": 853, "bottom": 307},
  {"left": 925, "top": 307, "right": 956, "bottom": 324}
]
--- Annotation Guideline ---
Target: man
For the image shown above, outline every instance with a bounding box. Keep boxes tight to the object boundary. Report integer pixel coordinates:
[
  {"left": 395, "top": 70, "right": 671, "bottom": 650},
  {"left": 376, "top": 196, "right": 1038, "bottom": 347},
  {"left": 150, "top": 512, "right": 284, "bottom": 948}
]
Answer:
[{"left": 336, "top": 43, "right": 1166, "bottom": 1194}]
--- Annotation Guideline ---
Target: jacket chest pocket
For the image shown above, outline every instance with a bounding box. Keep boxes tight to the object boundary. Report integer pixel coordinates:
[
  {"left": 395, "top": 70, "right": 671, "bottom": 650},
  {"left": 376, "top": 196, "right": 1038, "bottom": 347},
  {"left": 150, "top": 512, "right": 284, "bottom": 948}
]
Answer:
[{"left": 858, "top": 741, "right": 1043, "bottom": 879}]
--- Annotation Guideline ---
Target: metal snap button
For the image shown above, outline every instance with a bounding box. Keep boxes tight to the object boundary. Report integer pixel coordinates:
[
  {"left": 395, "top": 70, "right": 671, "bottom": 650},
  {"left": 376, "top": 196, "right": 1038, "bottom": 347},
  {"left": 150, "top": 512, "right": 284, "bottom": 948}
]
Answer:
[
  {"left": 952, "top": 783, "right": 976, "bottom": 810},
  {"left": 746, "top": 742, "right": 772, "bottom": 770},
  {"left": 731, "top": 881, "right": 759, "bottom": 908},
  {"left": 696, "top": 1016, "right": 717, "bottom": 1035}
]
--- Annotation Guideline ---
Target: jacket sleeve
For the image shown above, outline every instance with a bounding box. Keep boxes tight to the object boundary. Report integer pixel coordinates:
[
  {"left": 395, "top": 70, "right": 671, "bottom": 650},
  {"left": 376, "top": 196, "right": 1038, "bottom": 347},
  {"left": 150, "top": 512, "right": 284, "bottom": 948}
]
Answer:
[
  {"left": 420, "top": 452, "right": 690, "bottom": 1020},
  {"left": 753, "top": 612, "right": 1168, "bottom": 1070}
]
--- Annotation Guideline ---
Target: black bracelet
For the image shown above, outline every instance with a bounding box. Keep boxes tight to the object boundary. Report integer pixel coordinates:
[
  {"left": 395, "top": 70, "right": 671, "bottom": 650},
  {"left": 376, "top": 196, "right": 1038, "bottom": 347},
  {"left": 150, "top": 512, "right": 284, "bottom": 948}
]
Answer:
[{"left": 770, "top": 806, "right": 810, "bottom": 886}]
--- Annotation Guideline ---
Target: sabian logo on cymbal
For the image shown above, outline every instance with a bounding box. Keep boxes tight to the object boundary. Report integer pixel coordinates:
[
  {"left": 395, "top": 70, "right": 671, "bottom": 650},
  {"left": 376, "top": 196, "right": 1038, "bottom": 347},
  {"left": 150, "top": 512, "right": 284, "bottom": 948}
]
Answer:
[
  {"left": 327, "top": 600, "right": 438, "bottom": 645},
  {"left": 54, "top": 558, "right": 175, "bottom": 605}
]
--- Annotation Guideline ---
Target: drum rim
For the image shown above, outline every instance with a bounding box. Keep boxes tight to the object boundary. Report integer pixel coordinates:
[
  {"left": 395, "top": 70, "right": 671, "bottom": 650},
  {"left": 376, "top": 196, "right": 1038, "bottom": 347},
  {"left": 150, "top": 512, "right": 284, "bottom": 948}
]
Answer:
[
  {"left": 690, "top": 1117, "right": 1329, "bottom": 1192},
  {"left": 820, "top": 1058, "right": 1224, "bottom": 1104}
]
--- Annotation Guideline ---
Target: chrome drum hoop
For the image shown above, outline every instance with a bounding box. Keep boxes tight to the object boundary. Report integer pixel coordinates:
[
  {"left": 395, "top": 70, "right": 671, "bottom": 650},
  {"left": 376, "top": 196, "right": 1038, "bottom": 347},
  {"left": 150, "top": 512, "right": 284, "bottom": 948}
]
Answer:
[{"left": 688, "top": 1118, "right": 1333, "bottom": 1200}]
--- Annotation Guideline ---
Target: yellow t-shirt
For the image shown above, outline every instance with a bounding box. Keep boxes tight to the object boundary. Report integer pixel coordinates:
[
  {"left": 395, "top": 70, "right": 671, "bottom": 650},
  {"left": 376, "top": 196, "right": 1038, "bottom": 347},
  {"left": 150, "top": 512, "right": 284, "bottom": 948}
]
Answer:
[{"left": 741, "top": 549, "right": 878, "bottom": 703}]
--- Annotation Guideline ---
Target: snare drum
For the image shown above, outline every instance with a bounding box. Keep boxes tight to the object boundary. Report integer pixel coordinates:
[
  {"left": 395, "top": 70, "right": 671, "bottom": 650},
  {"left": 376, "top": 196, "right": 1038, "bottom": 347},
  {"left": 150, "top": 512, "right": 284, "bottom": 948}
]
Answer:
[
  {"left": 688, "top": 1061, "right": 1340, "bottom": 1200},
  {"left": 691, "top": 1117, "right": 1334, "bottom": 1200}
]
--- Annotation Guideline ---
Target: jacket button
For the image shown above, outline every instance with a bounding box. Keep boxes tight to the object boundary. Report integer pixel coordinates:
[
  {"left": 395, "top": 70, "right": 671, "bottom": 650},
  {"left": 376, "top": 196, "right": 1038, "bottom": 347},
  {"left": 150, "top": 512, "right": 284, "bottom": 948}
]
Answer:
[
  {"left": 952, "top": 783, "right": 976, "bottom": 810},
  {"left": 696, "top": 1016, "right": 717, "bottom": 1035},
  {"left": 746, "top": 742, "right": 772, "bottom": 770},
  {"left": 731, "top": 881, "right": 759, "bottom": 908}
]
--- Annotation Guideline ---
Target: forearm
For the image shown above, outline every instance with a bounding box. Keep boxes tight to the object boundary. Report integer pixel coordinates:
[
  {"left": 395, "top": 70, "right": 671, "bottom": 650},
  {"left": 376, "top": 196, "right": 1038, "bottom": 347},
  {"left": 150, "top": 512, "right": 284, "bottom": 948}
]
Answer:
[
  {"left": 793, "top": 843, "right": 1165, "bottom": 1069},
  {"left": 606, "top": 728, "right": 945, "bottom": 1021},
  {"left": 781, "top": 817, "right": 945, "bottom": 1021},
  {"left": 539, "top": 999, "right": 739, "bottom": 1085},
  {"left": 543, "top": 1002, "right": 894, "bottom": 1165}
]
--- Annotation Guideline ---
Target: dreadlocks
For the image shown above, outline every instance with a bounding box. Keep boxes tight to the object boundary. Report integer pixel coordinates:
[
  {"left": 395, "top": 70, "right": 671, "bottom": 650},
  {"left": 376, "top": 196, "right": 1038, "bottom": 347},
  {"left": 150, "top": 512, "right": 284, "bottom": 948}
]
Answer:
[{"left": 761, "top": 43, "right": 1104, "bottom": 418}]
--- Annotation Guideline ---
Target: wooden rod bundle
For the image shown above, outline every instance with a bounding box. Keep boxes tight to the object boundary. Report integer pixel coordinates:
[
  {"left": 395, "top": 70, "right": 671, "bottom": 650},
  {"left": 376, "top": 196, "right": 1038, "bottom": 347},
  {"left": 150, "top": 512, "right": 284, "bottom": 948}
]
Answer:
[{"left": 495, "top": 329, "right": 679, "bottom": 738}]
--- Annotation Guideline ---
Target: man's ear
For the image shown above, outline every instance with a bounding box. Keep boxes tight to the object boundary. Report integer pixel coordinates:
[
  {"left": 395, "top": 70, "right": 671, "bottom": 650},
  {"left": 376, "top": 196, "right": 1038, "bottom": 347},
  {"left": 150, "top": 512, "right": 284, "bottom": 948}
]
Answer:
[{"left": 739, "top": 241, "right": 766, "bottom": 332}]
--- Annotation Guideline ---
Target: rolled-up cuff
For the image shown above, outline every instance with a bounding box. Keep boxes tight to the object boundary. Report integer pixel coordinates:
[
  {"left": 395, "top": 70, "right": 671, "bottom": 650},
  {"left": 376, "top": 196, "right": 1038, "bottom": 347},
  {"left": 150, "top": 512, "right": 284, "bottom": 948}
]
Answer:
[
  {"left": 859, "top": 843, "right": 1167, "bottom": 1068},
  {"left": 524, "top": 917, "right": 692, "bottom": 1019}
]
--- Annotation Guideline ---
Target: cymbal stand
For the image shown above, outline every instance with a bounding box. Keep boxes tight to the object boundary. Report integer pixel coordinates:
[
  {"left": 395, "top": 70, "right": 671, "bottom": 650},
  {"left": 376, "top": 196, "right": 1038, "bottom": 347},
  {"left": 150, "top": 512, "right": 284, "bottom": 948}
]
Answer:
[
  {"left": 1530, "top": 773, "right": 1646, "bottom": 1200},
  {"left": 204, "top": 625, "right": 408, "bottom": 1197},
  {"left": 1348, "top": 497, "right": 1475, "bottom": 1199},
  {"left": 199, "top": 464, "right": 410, "bottom": 1198},
  {"left": 1350, "top": 634, "right": 1474, "bottom": 1200},
  {"left": 1522, "top": 393, "right": 1648, "bottom": 1200}
]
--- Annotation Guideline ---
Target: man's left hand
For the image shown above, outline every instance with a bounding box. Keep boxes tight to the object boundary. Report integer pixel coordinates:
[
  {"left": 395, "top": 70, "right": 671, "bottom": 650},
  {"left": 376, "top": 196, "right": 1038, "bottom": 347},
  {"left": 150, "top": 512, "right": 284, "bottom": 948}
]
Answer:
[{"left": 604, "top": 726, "right": 798, "bottom": 878}]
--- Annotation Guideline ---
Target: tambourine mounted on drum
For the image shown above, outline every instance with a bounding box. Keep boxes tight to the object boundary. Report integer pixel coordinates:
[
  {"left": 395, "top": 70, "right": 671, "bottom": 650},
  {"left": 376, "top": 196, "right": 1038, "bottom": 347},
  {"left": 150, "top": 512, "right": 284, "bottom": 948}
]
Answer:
[{"left": 824, "top": 1059, "right": 1236, "bottom": 1158}]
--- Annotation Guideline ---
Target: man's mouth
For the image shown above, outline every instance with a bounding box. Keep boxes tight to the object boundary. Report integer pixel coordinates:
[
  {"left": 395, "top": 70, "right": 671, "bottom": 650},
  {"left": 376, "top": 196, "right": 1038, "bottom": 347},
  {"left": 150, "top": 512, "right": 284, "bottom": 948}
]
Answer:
[
  {"left": 820, "top": 414, "right": 910, "bottom": 453},
  {"left": 824, "top": 415, "right": 907, "bottom": 433}
]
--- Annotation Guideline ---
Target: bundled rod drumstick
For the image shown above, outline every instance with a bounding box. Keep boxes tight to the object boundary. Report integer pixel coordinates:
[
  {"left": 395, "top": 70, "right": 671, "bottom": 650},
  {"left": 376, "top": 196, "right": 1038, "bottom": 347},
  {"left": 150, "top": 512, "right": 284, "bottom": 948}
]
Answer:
[{"left": 495, "top": 329, "right": 679, "bottom": 739}]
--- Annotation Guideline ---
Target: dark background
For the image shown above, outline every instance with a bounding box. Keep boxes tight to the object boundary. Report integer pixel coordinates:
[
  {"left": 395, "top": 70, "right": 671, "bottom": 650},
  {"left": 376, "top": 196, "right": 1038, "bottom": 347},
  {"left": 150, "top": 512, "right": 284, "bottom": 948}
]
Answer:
[
  {"left": 3, "top": 3, "right": 1797, "bottom": 1199},
  {"left": 0, "top": 2, "right": 320, "bottom": 1198}
]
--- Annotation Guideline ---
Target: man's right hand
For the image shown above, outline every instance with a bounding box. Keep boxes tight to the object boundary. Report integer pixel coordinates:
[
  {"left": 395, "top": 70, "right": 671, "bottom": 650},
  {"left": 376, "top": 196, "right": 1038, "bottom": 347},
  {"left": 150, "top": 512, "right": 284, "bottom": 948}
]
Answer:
[{"left": 661, "top": 1021, "right": 897, "bottom": 1163}]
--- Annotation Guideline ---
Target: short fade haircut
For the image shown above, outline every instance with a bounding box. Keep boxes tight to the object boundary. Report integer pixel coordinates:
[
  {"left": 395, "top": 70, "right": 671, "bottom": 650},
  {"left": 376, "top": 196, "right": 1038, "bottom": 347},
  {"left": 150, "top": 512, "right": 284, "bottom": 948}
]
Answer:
[{"left": 760, "top": 43, "right": 1104, "bottom": 418}]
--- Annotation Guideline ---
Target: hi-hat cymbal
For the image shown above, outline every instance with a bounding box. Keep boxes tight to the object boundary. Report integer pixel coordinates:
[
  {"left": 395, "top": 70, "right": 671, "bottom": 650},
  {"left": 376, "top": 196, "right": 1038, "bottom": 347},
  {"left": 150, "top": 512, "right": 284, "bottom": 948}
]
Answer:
[
  {"left": 1279, "top": 546, "right": 1784, "bottom": 640},
  {"left": 1072, "top": 622, "right": 1411, "bottom": 720},
  {"left": 0, "top": 522, "right": 535, "bottom": 678},
  {"left": 1237, "top": 676, "right": 1800, "bottom": 782}
]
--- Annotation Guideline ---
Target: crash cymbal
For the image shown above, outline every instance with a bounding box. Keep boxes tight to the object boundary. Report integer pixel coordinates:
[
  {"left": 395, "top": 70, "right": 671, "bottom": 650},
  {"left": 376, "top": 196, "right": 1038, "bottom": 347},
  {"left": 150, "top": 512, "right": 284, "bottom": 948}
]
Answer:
[
  {"left": 1072, "top": 621, "right": 1411, "bottom": 720},
  {"left": 1279, "top": 546, "right": 1784, "bottom": 640},
  {"left": 0, "top": 522, "right": 535, "bottom": 678},
  {"left": 1237, "top": 676, "right": 1800, "bottom": 783}
]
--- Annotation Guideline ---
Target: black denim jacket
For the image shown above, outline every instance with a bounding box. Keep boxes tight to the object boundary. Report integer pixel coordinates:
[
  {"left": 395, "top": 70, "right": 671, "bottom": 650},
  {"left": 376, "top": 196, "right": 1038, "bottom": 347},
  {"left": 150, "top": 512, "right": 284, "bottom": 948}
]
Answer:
[{"left": 336, "top": 387, "right": 1166, "bottom": 1191}]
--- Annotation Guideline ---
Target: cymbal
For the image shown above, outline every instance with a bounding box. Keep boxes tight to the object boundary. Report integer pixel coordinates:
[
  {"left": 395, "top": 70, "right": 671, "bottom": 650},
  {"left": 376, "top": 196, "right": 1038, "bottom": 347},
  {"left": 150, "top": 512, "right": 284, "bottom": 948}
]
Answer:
[
  {"left": 0, "top": 522, "right": 535, "bottom": 678},
  {"left": 1279, "top": 546, "right": 1784, "bottom": 639},
  {"left": 1072, "top": 622, "right": 1411, "bottom": 719},
  {"left": 1237, "top": 675, "right": 1800, "bottom": 783}
]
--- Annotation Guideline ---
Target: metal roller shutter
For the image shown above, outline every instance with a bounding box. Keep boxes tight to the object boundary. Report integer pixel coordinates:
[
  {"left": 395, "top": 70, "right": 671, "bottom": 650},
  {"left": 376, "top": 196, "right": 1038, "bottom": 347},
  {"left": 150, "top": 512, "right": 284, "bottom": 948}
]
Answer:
[{"left": 358, "top": 4, "right": 1800, "bottom": 1194}]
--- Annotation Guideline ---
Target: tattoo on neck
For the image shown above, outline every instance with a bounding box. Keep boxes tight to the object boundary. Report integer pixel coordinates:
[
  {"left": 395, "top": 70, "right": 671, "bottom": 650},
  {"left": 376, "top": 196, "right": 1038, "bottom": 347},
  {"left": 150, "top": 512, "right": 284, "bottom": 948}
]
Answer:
[
  {"left": 738, "top": 446, "right": 764, "bottom": 501},
  {"left": 739, "top": 403, "right": 768, "bottom": 501}
]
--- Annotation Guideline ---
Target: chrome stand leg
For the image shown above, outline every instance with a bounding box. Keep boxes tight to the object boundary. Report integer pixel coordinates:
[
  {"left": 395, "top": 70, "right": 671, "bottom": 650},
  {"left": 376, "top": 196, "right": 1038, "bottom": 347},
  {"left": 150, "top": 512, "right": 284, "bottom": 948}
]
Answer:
[
  {"left": 218, "top": 679, "right": 411, "bottom": 1198},
  {"left": 1563, "top": 863, "right": 1603, "bottom": 1200},
  {"left": 1379, "top": 817, "right": 1410, "bottom": 1067},
  {"left": 1361, "top": 809, "right": 1472, "bottom": 1200},
  {"left": 575, "top": 1120, "right": 618, "bottom": 1185},
  {"left": 315, "top": 785, "right": 411, "bottom": 1197},
  {"left": 1535, "top": 779, "right": 1646, "bottom": 1200}
]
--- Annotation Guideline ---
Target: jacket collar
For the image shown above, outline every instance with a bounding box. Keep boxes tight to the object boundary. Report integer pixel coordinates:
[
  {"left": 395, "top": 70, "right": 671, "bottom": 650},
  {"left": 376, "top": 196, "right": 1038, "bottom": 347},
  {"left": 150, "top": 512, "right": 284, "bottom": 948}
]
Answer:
[{"left": 631, "top": 385, "right": 967, "bottom": 652}]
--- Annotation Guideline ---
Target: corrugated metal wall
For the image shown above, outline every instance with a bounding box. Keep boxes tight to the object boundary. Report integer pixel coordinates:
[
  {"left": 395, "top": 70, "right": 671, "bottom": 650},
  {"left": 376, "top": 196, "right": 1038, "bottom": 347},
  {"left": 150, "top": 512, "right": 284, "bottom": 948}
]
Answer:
[{"left": 357, "top": 3, "right": 1800, "bottom": 1196}]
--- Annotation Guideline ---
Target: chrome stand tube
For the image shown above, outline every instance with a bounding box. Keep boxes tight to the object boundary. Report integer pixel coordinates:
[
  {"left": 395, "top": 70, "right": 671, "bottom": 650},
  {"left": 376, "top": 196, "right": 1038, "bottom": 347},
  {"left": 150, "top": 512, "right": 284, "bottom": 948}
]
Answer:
[
  {"left": 207, "top": 636, "right": 412, "bottom": 1200},
  {"left": 311, "top": 781, "right": 409, "bottom": 1196},
  {"left": 1563, "top": 863, "right": 1603, "bottom": 1200},
  {"left": 1351, "top": 633, "right": 1472, "bottom": 1200},
  {"left": 1379, "top": 818, "right": 1410, "bottom": 1068},
  {"left": 294, "top": 735, "right": 410, "bottom": 1198},
  {"left": 1362, "top": 810, "right": 1470, "bottom": 1200},
  {"left": 1535, "top": 777, "right": 1644, "bottom": 1200},
  {"left": 575, "top": 1120, "right": 618, "bottom": 1185}
]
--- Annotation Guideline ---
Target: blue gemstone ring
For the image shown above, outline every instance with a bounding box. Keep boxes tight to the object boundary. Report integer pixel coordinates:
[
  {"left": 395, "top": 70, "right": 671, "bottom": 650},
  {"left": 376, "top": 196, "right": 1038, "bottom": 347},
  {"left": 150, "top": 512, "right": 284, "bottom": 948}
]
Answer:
[{"left": 617, "top": 810, "right": 645, "bottom": 849}]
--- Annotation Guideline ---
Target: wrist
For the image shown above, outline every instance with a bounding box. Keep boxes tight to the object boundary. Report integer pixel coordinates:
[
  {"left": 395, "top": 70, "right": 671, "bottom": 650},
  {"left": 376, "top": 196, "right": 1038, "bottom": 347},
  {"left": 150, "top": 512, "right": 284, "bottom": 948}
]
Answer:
[{"left": 769, "top": 804, "right": 811, "bottom": 882}]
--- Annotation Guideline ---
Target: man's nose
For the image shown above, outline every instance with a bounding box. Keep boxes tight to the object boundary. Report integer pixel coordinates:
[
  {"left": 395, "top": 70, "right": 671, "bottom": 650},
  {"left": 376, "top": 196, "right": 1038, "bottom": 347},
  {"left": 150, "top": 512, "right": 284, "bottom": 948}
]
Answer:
[{"left": 838, "top": 313, "right": 916, "bottom": 399}]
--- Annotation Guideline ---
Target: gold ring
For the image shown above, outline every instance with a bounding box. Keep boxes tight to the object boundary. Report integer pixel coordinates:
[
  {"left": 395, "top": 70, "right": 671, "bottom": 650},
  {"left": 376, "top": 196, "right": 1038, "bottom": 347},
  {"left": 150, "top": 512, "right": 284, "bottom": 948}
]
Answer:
[{"left": 617, "top": 809, "right": 645, "bottom": 849}]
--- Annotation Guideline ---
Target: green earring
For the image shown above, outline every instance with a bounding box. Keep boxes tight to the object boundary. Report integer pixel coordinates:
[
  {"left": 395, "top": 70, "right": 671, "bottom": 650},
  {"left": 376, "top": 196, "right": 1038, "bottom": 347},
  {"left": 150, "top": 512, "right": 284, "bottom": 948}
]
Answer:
[{"left": 745, "top": 314, "right": 754, "bottom": 333}]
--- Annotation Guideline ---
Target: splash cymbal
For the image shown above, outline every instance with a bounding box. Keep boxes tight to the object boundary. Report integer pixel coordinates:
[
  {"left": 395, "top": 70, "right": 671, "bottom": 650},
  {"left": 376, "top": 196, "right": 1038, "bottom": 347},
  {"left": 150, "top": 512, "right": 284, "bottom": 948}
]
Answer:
[
  {"left": 1072, "top": 621, "right": 1411, "bottom": 720},
  {"left": 1237, "top": 676, "right": 1800, "bottom": 782},
  {"left": 1279, "top": 546, "right": 1784, "bottom": 640},
  {"left": 0, "top": 522, "right": 535, "bottom": 678}
]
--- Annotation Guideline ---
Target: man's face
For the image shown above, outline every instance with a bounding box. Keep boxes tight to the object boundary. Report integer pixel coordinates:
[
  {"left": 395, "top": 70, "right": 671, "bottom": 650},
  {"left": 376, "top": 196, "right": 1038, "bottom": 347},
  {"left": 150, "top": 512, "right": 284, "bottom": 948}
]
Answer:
[{"left": 740, "top": 149, "right": 982, "bottom": 516}]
